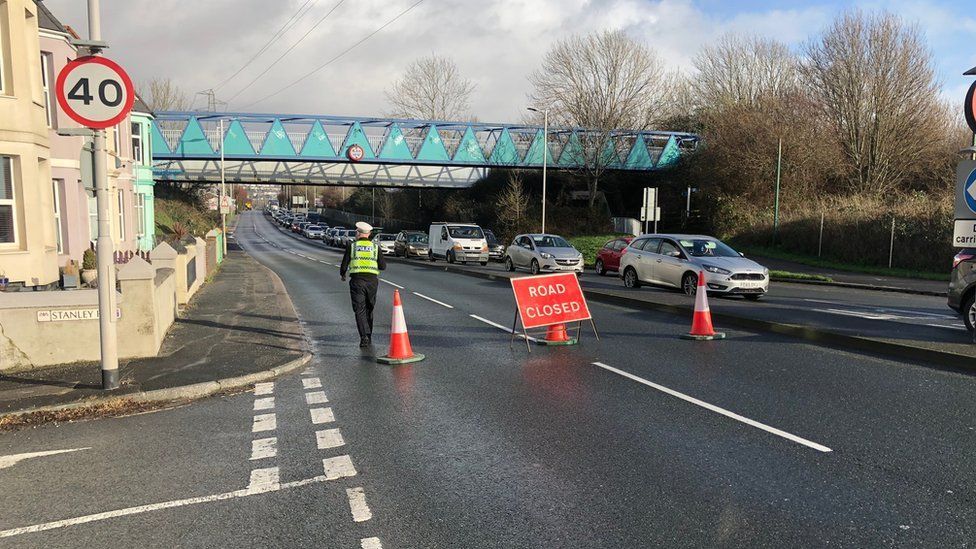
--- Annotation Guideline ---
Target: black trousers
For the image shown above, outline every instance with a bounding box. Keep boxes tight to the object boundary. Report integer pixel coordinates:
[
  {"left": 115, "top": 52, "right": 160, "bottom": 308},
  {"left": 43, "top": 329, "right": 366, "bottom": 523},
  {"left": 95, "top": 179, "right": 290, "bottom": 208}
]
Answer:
[{"left": 349, "top": 275, "right": 378, "bottom": 339}]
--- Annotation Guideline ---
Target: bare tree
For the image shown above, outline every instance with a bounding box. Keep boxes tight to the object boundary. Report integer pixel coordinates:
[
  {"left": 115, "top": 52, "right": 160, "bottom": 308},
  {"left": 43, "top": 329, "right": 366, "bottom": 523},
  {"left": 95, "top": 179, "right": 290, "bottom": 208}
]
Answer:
[
  {"left": 140, "top": 77, "right": 191, "bottom": 112},
  {"left": 693, "top": 34, "right": 799, "bottom": 109},
  {"left": 803, "top": 10, "right": 948, "bottom": 195},
  {"left": 529, "top": 30, "right": 675, "bottom": 206},
  {"left": 386, "top": 55, "right": 476, "bottom": 120},
  {"left": 495, "top": 171, "right": 530, "bottom": 238}
]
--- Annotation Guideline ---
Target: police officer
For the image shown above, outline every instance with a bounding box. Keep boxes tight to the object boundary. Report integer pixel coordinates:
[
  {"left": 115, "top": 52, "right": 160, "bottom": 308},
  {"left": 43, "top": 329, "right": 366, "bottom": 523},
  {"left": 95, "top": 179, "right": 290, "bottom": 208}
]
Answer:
[{"left": 340, "top": 222, "right": 386, "bottom": 347}]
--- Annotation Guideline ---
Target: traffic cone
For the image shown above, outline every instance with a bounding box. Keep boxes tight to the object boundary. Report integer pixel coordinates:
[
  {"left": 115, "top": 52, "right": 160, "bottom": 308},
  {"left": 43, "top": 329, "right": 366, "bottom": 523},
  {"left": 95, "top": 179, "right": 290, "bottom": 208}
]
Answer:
[
  {"left": 680, "top": 270, "right": 726, "bottom": 341},
  {"left": 377, "top": 290, "right": 426, "bottom": 365},
  {"left": 538, "top": 323, "right": 578, "bottom": 346}
]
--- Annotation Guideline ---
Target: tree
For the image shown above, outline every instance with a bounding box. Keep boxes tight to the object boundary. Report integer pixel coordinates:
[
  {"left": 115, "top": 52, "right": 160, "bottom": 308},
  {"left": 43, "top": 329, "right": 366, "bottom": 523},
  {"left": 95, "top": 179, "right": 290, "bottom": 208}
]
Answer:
[
  {"left": 803, "top": 10, "right": 949, "bottom": 196},
  {"left": 385, "top": 55, "right": 476, "bottom": 120},
  {"left": 233, "top": 186, "right": 248, "bottom": 211},
  {"left": 529, "top": 30, "right": 676, "bottom": 206},
  {"left": 692, "top": 34, "right": 799, "bottom": 110},
  {"left": 141, "top": 77, "right": 191, "bottom": 112},
  {"left": 495, "top": 171, "right": 531, "bottom": 239}
]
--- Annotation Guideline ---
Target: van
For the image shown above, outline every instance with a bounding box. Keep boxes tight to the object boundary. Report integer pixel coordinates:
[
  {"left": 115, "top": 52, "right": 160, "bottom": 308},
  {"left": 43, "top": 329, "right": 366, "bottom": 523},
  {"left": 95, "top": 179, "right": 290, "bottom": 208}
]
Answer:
[{"left": 428, "top": 223, "right": 489, "bottom": 265}]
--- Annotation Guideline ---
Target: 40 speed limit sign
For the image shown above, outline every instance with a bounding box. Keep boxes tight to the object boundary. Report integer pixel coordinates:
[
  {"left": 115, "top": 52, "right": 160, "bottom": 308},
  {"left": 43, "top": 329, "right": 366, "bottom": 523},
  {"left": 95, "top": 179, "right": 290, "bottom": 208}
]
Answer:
[{"left": 55, "top": 56, "right": 134, "bottom": 129}]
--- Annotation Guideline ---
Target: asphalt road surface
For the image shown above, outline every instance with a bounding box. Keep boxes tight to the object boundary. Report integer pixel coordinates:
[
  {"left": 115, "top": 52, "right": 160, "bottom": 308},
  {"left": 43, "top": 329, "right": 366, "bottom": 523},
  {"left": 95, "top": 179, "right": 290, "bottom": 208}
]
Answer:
[{"left": 2, "top": 210, "right": 975, "bottom": 548}]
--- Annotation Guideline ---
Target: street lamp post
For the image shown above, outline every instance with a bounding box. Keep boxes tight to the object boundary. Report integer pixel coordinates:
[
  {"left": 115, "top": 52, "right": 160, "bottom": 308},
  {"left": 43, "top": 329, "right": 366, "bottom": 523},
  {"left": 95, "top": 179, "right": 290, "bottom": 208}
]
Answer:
[{"left": 527, "top": 107, "right": 548, "bottom": 233}]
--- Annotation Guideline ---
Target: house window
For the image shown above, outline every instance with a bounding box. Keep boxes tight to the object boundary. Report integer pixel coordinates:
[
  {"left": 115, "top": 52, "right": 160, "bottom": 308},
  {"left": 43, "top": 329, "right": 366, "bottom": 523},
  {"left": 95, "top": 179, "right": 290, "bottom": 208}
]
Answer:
[
  {"left": 86, "top": 187, "right": 97, "bottom": 241},
  {"left": 0, "top": 14, "right": 6, "bottom": 95},
  {"left": 131, "top": 122, "right": 143, "bottom": 164},
  {"left": 134, "top": 192, "right": 145, "bottom": 237},
  {"left": 0, "top": 157, "right": 16, "bottom": 245},
  {"left": 117, "top": 189, "right": 125, "bottom": 241},
  {"left": 52, "top": 179, "right": 63, "bottom": 253},
  {"left": 40, "top": 53, "right": 53, "bottom": 127}
]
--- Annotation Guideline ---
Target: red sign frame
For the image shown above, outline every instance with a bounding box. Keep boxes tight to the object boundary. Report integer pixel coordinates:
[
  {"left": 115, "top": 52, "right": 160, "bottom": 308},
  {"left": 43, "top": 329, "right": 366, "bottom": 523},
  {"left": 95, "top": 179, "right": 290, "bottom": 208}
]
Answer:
[
  {"left": 510, "top": 272, "right": 592, "bottom": 330},
  {"left": 966, "top": 81, "right": 976, "bottom": 135},
  {"left": 55, "top": 56, "right": 135, "bottom": 130},
  {"left": 347, "top": 144, "right": 365, "bottom": 162}
]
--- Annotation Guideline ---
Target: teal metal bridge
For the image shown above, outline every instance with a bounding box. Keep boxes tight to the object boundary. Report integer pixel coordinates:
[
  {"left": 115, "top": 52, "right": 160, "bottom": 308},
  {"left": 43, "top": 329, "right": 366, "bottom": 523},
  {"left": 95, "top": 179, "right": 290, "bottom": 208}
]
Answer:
[{"left": 151, "top": 112, "right": 699, "bottom": 188}]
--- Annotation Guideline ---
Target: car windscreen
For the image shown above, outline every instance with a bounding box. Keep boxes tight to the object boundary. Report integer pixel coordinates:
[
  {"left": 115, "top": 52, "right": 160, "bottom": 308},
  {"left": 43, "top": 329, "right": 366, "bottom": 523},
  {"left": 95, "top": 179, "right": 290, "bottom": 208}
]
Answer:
[
  {"left": 448, "top": 226, "right": 484, "bottom": 239},
  {"left": 378, "top": 235, "right": 395, "bottom": 241},
  {"left": 532, "top": 235, "right": 572, "bottom": 248},
  {"left": 307, "top": 225, "right": 320, "bottom": 230},
  {"left": 407, "top": 234, "right": 427, "bottom": 243},
  {"left": 678, "top": 239, "right": 740, "bottom": 258}
]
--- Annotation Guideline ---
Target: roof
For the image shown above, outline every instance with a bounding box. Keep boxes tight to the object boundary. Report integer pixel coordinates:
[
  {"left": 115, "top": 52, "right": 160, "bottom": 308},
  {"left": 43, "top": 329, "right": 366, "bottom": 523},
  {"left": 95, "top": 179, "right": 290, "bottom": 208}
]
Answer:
[
  {"left": 35, "top": 0, "right": 68, "bottom": 34},
  {"left": 132, "top": 95, "right": 153, "bottom": 115}
]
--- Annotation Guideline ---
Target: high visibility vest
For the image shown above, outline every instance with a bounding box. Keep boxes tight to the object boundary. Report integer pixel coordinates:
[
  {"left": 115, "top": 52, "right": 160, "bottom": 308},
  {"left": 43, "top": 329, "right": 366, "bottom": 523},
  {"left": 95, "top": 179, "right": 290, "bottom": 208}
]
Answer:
[{"left": 348, "top": 239, "right": 379, "bottom": 275}]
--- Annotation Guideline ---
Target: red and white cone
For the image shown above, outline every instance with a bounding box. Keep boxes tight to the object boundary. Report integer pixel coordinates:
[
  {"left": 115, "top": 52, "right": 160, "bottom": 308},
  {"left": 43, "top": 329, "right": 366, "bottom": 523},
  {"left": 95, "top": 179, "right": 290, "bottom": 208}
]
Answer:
[
  {"left": 538, "top": 323, "right": 578, "bottom": 346},
  {"left": 681, "top": 270, "right": 726, "bottom": 340},
  {"left": 377, "top": 290, "right": 426, "bottom": 364}
]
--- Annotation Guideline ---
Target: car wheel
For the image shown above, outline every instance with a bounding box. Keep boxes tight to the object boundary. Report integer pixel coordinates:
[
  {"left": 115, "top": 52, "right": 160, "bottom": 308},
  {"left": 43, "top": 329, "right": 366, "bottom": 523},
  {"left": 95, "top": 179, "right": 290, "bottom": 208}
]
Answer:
[
  {"left": 504, "top": 257, "right": 515, "bottom": 272},
  {"left": 530, "top": 259, "right": 540, "bottom": 275},
  {"left": 429, "top": 251, "right": 436, "bottom": 262},
  {"left": 964, "top": 292, "right": 976, "bottom": 332},
  {"left": 595, "top": 259, "right": 606, "bottom": 276},
  {"left": 744, "top": 294, "right": 762, "bottom": 301},
  {"left": 448, "top": 251, "right": 455, "bottom": 264},
  {"left": 682, "top": 272, "right": 698, "bottom": 297},
  {"left": 480, "top": 261, "right": 488, "bottom": 266},
  {"left": 623, "top": 267, "right": 641, "bottom": 289}
]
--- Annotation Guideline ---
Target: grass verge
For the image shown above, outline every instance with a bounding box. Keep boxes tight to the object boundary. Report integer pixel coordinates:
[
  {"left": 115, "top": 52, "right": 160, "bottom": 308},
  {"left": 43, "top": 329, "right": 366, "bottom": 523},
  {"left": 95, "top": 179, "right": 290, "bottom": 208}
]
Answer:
[
  {"left": 569, "top": 234, "right": 631, "bottom": 266},
  {"left": 770, "top": 270, "right": 833, "bottom": 282},
  {"left": 738, "top": 245, "right": 948, "bottom": 281}
]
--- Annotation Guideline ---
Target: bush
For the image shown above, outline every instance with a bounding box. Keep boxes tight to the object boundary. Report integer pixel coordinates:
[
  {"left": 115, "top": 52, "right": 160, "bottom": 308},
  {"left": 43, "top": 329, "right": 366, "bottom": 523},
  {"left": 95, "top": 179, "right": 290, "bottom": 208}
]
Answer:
[
  {"left": 569, "top": 234, "right": 629, "bottom": 266},
  {"left": 82, "top": 249, "right": 96, "bottom": 270}
]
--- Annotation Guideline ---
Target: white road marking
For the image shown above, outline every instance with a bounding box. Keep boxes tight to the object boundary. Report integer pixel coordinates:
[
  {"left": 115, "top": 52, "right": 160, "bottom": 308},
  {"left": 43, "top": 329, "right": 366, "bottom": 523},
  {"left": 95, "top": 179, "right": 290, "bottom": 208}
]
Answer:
[
  {"left": 253, "top": 397, "right": 275, "bottom": 411},
  {"left": 812, "top": 308, "right": 898, "bottom": 321},
  {"left": 346, "top": 487, "right": 373, "bottom": 522},
  {"left": 380, "top": 279, "right": 405, "bottom": 289},
  {"left": 305, "top": 391, "right": 329, "bottom": 405},
  {"left": 469, "top": 314, "right": 538, "bottom": 342},
  {"left": 804, "top": 299, "right": 957, "bottom": 319},
  {"left": 249, "top": 438, "right": 277, "bottom": 461},
  {"left": 591, "top": 362, "right": 832, "bottom": 453},
  {"left": 301, "top": 367, "right": 316, "bottom": 376},
  {"left": 0, "top": 448, "right": 90, "bottom": 470},
  {"left": 322, "top": 455, "right": 357, "bottom": 480},
  {"left": 253, "top": 382, "right": 274, "bottom": 396},
  {"left": 310, "top": 407, "right": 336, "bottom": 424},
  {"left": 0, "top": 473, "right": 340, "bottom": 539},
  {"left": 252, "top": 413, "right": 276, "bottom": 433},
  {"left": 316, "top": 428, "right": 345, "bottom": 449},
  {"left": 247, "top": 467, "right": 280, "bottom": 492},
  {"left": 361, "top": 538, "right": 383, "bottom": 549},
  {"left": 302, "top": 377, "right": 322, "bottom": 389},
  {"left": 412, "top": 292, "right": 454, "bottom": 309}
]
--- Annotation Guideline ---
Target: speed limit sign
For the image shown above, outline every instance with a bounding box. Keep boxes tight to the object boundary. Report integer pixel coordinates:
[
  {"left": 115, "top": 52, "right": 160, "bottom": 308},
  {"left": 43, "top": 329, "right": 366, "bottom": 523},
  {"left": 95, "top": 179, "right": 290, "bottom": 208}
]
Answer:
[{"left": 55, "top": 56, "right": 134, "bottom": 129}]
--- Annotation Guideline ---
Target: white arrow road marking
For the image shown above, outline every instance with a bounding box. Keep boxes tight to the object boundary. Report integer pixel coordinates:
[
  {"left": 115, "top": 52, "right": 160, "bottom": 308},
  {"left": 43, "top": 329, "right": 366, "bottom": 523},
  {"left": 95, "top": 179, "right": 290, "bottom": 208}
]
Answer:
[
  {"left": 0, "top": 448, "right": 90, "bottom": 470},
  {"left": 968, "top": 180, "right": 976, "bottom": 202}
]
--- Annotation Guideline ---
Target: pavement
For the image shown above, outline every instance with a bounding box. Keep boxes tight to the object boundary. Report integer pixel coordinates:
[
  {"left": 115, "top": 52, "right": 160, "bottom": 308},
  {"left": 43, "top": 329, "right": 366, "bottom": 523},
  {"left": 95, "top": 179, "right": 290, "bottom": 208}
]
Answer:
[
  {"left": 0, "top": 245, "right": 308, "bottom": 418},
  {"left": 3, "top": 211, "right": 975, "bottom": 547}
]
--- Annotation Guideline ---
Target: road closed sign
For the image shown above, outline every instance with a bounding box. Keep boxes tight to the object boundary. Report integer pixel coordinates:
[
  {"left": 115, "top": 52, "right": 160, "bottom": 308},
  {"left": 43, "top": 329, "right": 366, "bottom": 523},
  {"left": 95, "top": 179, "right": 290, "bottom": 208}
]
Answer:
[
  {"left": 55, "top": 56, "right": 134, "bottom": 129},
  {"left": 511, "top": 272, "right": 591, "bottom": 329}
]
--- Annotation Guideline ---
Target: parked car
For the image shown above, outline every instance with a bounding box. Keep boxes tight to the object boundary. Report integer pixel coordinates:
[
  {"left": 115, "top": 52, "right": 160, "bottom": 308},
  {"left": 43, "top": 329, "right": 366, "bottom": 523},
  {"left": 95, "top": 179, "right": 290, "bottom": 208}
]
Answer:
[
  {"left": 303, "top": 224, "right": 325, "bottom": 239},
  {"left": 619, "top": 234, "right": 768, "bottom": 299},
  {"left": 504, "top": 234, "right": 584, "bottom": 275},
  {"left": 428, "top": 223, "right": 489, "bottom": 265},
  {"left": 293, "top": 221, "right": 310, "bottom": 234},
  {"left": 594, "top": 236, "right": 634, "bottom": 276},
  {"left": 484, "top": 230, "right": 506, "bottom": 261},
  {"left": 948, "top": 248, "right": 976, "bottom": 330},
  {"left": 373, "top": 233, "right": 396, "bottom": 255},
  {"left": 338, "top": 229, "right": 358, "bottom": 248},
  {"left": 394, "top": 231, "right": 429, "bottom": 258}
]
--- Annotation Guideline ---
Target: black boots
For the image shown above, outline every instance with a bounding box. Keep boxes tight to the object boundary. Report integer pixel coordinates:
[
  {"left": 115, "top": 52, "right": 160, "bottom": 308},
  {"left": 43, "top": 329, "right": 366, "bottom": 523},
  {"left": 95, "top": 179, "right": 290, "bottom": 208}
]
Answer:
[{"left": 359, "top": 336, "right": 371, "bottom": 348}]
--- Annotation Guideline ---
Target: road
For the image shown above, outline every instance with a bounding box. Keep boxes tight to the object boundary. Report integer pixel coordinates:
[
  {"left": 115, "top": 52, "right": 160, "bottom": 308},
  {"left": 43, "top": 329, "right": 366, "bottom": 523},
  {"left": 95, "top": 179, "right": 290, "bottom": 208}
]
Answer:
[{"left": 2, "top": 210, "right": 975, "bottom": 548}]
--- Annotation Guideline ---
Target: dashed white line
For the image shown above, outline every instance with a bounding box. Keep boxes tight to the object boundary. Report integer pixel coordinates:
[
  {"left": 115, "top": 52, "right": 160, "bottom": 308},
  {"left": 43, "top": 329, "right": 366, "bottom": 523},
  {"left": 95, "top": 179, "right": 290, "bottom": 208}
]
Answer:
[
  {"left": 247, "top": 467, "right": 280, "bottom": 492},
  {"left": 310, "top": 407, "right": 336, "bottom": 424},
  {"left": 469, "top": 314, "right": 538, "bottom": 342},
  {"left": 305, "top": 391, "right": 329, "bottom": 405},
  {"left": 253, "top": 382, "right": 274, "bottom": 396},
  {"left": 249, "top": 438, "right": 277, "bottom": 461},
  {"left": 0, "top": 448, "right": 90, "bottom": 470},
  {"left": 252, "top": 413, "right": 276, "bottom": 433},
  {"left": 302, "top": 377, "right": 322, "bottom": 389},
  {"left": 253, "top": 397, "right": 275, "bottom": 411},
  {"left": 322, "top": 455, "right": 358, "bottom": 480},
  {"left": 380, "top": 279, "right": 405, "bottom": 289},
  {"left": 316, "top": 428, "right": 345, "bottom": 449},
  {"left": 361, "top": 538, "right": 383, "bottom": 549},
  {"left": 412, "top": 292, "right": 454, "bottom": 309},
  {"left": 346, "top": 487, "right": 373, "bottom": 522},
  {"left": 591, "top": 361, "right": 832, "bottom": 453}
]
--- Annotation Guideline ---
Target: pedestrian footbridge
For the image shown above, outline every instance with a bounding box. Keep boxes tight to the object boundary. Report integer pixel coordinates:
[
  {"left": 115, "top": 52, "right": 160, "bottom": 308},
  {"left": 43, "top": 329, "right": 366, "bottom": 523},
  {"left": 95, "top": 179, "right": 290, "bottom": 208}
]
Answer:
[{"left": 150, "top": 111, "right": 699, "bottom": 188}]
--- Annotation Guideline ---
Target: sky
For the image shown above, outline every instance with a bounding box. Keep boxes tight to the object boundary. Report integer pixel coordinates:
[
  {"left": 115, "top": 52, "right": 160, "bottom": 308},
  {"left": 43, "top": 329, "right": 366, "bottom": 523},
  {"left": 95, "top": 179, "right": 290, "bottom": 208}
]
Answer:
[{"left": 42, "top": 0, "right": 976, "bottom": 123}]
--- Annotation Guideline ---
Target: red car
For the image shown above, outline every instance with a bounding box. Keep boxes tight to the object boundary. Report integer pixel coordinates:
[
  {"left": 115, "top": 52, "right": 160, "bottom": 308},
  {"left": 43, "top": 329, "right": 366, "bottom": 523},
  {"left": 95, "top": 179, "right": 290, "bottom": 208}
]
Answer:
[{"left": 594, "top": 236, "right": 634, "bottom": 276}]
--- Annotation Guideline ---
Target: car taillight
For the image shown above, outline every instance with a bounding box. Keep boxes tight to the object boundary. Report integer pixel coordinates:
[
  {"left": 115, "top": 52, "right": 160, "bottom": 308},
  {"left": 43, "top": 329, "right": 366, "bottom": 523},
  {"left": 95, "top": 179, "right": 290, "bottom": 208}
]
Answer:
[{"left": 953, "top": 252, "right": 975, "bottom": 269}]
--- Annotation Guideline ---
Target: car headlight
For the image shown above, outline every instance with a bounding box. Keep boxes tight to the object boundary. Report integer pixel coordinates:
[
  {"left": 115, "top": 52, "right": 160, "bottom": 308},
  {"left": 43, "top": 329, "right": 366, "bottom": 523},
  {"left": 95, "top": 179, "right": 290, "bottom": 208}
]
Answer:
[
  {"left": 540, "top": 252, "right": 554, "bottom": 260},
  {"left": 702, "top": 264, "right": 731, "bottom": 275},
  {"left": 763, "top": 268, "right": 769, "bottom": 277}
]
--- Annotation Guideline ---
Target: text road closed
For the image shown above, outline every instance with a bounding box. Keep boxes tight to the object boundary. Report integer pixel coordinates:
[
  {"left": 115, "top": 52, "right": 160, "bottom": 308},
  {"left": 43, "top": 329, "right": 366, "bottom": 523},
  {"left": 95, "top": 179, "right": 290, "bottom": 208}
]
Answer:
[{"left": 511, "top": 272, "right": 592, "bottom": 329}]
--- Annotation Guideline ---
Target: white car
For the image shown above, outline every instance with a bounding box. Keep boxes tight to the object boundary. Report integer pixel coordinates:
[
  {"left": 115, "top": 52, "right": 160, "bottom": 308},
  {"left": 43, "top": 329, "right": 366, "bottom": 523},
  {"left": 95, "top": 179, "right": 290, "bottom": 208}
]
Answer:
[
  {"left": 373, "top": 234, "right": 396, "bottom": 255},
  {"left": 303, "top": 225, "right": 324, "bottom": 239},
  {"left": 619, "top": 234, "right": 769, "bottom": 299},
  {"left": 428, "top": 222, "right": 489, "bottom": 265},
  {"left": 504, "top": 234, "right": 584, "bottom": 275}
]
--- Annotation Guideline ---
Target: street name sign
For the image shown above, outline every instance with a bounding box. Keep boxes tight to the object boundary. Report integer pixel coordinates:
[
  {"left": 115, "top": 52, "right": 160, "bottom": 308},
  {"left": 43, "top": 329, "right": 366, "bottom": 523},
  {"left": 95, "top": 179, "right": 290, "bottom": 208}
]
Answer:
[
  {"left": 55, "top": 56, "right": 134, "bottom": 129},
  {"left": 37, "top": 308, "right": 121, "bottom": 322},
  {"left": 510, "top": 272, "right": 591, "bottom": 330}
]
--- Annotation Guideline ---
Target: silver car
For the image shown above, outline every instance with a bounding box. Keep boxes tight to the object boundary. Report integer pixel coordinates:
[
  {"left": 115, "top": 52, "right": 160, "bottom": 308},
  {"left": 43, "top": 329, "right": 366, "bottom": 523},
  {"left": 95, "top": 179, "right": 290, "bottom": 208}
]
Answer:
[
  {"left": 619, "top": 234, "right": 769, "bottom": 299},
  {"left": 504, "top": 234, "right": 584, "bottom": 275}
]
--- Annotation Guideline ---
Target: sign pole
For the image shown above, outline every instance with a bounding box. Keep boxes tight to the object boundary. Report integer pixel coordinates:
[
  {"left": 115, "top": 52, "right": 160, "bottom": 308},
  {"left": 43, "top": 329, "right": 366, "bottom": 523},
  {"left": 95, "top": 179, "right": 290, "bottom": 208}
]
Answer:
[
  {"left": 87, "top": 0, "right": 118, "bottom": 390},
  {"left": 220, "top": 118, "right": 227, "bottom": 256},
  {"left": 774, "top": 137, "right": 782, "bottom": 244}
]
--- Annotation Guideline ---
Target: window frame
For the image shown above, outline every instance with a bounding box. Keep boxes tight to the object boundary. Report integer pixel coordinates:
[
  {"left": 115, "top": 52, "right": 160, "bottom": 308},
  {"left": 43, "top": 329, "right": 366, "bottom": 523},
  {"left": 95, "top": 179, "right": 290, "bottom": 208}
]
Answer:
[
  {"left": 117, "top": 189, "right": 125, "bottom": 241},
  {"left": 52, "top": 178, "right": 63, "bottom": 253},
  {"left": 134, "top": 192, "right": 145, "bottom": 237},
  {"left": 131, "top": 121, "right": 143, "bottom": 164},
  {"left": 40, "top": 52, "right": 53, "bottom": 128},
  {"left": 0, "top": 156, "right": 18, "bottom": 247}
]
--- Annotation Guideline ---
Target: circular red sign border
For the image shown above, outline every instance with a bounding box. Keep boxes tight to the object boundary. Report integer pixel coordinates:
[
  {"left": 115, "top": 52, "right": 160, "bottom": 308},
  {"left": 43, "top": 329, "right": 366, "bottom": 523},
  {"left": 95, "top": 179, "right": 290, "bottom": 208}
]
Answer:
[
  {"left": 55, "top": 56, "right": 135, "bottom": 130},
  {"left": 346, "top": 144, "right": 365, "bottom": 162},
  {"left": 966, "top": 81, "right": 976, "bottom": 135}
]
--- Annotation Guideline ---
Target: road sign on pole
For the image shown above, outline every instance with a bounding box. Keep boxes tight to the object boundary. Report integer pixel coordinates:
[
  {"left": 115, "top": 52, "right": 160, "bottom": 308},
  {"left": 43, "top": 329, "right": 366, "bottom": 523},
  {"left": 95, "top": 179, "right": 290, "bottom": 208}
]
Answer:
[
  {"left": 641, "top": 187, "right": 660, "bottom": 233},
  {"left": 55, "top": 56, "right": 134, "bottom": 129}
]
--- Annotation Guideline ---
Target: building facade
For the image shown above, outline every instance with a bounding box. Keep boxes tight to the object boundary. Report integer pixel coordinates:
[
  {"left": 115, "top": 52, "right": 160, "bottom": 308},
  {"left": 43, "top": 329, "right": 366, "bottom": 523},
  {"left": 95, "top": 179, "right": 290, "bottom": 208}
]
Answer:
[{"left": 131, "top": 103, "right": 156, "bottom": 252}]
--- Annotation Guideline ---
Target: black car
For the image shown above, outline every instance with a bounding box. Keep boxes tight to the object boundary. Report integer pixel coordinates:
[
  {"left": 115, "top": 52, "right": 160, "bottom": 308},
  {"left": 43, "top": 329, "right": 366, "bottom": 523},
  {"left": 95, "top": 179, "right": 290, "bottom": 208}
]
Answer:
[
  {"left": 484, "top": 230, "right": 506, "bottom": 261},
  {"left": 948, "top": 248, "right": 976, "bottom": 330}
]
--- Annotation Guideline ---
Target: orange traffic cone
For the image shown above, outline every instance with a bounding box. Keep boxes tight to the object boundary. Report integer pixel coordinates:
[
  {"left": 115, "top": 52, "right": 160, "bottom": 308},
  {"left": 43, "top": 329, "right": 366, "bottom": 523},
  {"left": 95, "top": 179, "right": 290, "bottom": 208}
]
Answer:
[
  {"left": 376, "top": 290, "right": 426, "bottom": 364},
  {"left": 538, "top": 323, "right": 578, "bottom": 346},
  {"left": 681, "top": 270, "right": 726, "bottom": 341}
]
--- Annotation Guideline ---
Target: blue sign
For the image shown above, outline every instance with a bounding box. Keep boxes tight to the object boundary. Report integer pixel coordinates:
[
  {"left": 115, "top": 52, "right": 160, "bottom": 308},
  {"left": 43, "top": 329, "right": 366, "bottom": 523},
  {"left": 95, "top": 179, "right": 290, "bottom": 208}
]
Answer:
[{"left": 967, "top": 168, "right": 976, "bottom": 215}]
